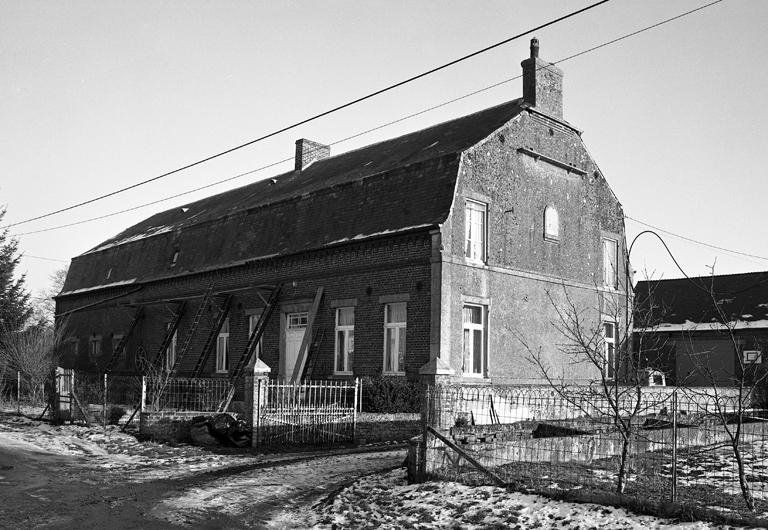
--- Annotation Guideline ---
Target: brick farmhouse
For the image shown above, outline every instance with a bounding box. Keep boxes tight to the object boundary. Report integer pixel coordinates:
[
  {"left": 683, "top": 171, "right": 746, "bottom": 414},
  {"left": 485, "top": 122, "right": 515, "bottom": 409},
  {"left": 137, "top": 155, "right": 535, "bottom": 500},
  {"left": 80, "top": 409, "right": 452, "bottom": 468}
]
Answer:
[{"left": 55, "top": 40, "right": 629, "bottom": 387}]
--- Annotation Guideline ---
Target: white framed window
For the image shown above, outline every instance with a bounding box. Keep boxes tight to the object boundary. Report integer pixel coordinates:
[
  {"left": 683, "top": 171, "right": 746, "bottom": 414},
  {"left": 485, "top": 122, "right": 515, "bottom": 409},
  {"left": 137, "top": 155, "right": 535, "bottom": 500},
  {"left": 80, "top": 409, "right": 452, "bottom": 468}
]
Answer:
[
  {"left": 744, "top": 350, "right": 762, "bottom": 364},
  {"left": 165, "top": 323, "right": 177, "bottom": 371},
  {"left": 603, "top": 322, "right": 617, "bottom": 379},
  {"left": 287, "top": 312, "right": 308, "bottom": 329},
  {"left": 602, "top": 237, "right": 618, "bottom": 289},
  {"left": 89, "top": 336, "right": 102, "bottom": 363},
  {"left": 248, "top": 313, "right": 263, "bottom": 360},
  {"left": 465, "top": 200, "right": 487, "bottom": 262},
  {"left": 335, "top": 307, "right": 355, "bottom": 374},
  {"left": 462, "top": 304, "right": 487, "bottom": 376},
  {"left": 216, "top": 318, "right": 230, "bottom": 373},
  {"left": 544, "top": 206, "right": 559, "bottom": 241},
  {"left": 384, "top": 302, "right": 407, "bottom": 374}
]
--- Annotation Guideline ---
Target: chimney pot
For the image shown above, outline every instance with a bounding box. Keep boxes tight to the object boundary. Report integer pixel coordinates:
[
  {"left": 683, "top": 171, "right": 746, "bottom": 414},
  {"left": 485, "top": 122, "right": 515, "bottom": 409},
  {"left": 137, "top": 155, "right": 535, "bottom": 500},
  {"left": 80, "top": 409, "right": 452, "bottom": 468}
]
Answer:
[
  {"left": 530, "top": 37, "right": 539, "bottom": 58},
  {"left": 295, "top": 139, "right": 330, "bottom": 171}
]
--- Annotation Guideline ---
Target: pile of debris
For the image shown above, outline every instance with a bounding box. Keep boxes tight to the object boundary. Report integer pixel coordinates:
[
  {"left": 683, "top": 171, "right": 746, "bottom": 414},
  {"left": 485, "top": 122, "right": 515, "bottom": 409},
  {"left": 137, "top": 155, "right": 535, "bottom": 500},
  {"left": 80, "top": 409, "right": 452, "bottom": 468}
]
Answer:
[{"left": 190, "top": 413, "right": 250, "bottom": 447}]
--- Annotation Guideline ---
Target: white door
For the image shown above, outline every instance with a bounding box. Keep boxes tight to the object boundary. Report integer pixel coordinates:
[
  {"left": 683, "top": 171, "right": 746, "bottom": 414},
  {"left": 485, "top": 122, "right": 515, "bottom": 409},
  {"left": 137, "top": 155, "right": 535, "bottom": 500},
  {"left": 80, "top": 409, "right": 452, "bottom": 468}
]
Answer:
[{"left": 284, "top": 312, "right": 308, "bottom": 378}]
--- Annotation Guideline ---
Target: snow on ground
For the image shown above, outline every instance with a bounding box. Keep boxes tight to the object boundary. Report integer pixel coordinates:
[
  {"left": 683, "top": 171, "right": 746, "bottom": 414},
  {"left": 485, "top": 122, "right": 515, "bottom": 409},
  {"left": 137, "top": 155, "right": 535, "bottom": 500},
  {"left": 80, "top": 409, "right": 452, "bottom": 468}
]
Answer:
[
  {"left": 314, "top": 470, "right": 740, "bottom": 529},
  {"left": 0, "top": 411, "right": 265, "bottom": 481},
  {"left": 0, "top": 408, "right": 756, "bottom": 528}
]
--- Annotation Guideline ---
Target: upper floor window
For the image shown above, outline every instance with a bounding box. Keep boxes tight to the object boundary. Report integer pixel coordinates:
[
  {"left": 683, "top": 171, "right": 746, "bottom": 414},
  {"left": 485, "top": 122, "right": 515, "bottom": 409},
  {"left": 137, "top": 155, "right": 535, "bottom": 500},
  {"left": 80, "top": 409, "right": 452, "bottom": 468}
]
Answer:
[
  {"left": 462, "top": 304, "right": 487, "bottom": 377},
  {"left": 216, "top": 318, "right": 230, "bottom": 373},
  {"left": 335, "top": 307, "right": 355, "bottom": 374},
  {"left": 384, "top": 302, "right": 406, "bottom": 374},
  {"left": 544, "top": 206, "right": 559, "bottom": 241},
  {"left": 112, "top": 334, "right": 124, "bottom": 363},
  {"left": 602, "top": 237, "right": 618, "bottom": 289},
  {"left": 465, "top": 200, "right": 487, "bottom": 262}
]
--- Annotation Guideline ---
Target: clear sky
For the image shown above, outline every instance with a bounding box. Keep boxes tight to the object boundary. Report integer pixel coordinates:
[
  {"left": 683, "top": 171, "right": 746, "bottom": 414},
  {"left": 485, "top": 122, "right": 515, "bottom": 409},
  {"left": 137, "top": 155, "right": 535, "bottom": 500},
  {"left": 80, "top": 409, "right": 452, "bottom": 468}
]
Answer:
[{"left": 2, "top": 0, "right": 767, "bottom": 296}]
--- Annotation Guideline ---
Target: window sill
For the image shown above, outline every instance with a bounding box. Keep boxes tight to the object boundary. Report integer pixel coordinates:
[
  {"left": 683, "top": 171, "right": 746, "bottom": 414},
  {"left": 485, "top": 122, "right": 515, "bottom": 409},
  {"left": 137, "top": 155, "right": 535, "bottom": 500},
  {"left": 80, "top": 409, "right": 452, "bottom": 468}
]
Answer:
[
  {"left": 382, "top": 372, "right": 406, "bottom": 377},
  {"left": 216, "top": 370, "right": 228, "bottom": 374},
  {"left": 333, "top": 371, "right": 354, "bottom": 376},
  {"left": 462, "top": 373, "right": 486, "bottom": 379},
  {"left": 544, "top": 236, "right": 560, "bottom": 244}
]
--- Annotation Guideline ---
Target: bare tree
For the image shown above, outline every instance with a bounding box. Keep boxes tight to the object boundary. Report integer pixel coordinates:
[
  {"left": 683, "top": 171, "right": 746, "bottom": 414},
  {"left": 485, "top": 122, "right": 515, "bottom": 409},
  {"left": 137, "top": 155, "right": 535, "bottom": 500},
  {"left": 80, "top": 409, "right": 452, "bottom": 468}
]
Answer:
[
  {"left": 517, "top": 283, "right": 668, "bottom": 495},
  {"left": 0, "top": 321, "right": 67, "bottom": 404}
]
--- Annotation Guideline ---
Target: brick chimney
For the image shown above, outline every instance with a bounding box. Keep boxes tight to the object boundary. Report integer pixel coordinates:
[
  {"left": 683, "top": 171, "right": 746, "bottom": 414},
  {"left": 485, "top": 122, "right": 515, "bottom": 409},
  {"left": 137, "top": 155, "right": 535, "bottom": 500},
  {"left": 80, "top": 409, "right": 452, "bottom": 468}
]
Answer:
[
  {"left": 521, "top": 38, "right": 564, "bottom": 119},
  {"left": 295, "top": 139, "right": 330, "bottom": 171}
]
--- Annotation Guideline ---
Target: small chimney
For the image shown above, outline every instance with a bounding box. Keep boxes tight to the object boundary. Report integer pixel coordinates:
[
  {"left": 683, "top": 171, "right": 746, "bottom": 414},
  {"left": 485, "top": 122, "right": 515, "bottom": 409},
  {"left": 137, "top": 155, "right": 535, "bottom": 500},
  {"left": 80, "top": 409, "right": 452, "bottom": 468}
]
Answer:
[
  {"left": 521, "top": 38, "right": 564, "bottom": 119},
  {"left": 295, "top": 138, "right": 330, "bottom": 171}
]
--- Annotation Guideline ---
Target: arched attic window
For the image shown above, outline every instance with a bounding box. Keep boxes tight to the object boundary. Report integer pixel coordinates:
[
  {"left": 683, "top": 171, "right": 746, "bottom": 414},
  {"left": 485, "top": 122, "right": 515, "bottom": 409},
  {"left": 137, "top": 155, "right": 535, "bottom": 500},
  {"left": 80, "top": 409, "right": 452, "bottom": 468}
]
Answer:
[{"left": 544, "top": 206, "right": 559, "bottom": 241}]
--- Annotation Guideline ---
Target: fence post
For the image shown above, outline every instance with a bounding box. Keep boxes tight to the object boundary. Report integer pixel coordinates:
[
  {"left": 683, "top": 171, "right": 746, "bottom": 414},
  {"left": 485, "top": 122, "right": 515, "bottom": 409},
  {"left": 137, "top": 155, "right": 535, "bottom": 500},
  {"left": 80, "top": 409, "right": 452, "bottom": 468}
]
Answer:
[
  {"left": 103, "top": 373, "right": 108, "bottom": 430},
  {"left": 352, "top": 378, "right": 359, "bottom": 444},
  {"left": 671, "top": 388, "right": 678, "bottom": 503},
  {"left": 17, "top": 370, "right": 21, "bottom": 414},
  {"left": 140, "top": 376, "right": 147, "bottom": 412}
]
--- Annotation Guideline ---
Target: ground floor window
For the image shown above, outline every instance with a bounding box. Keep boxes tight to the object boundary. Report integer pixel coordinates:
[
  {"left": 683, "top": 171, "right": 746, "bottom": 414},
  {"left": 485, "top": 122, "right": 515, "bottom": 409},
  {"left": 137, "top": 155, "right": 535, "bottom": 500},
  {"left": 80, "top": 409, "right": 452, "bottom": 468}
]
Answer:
[
  {"left": 248, "top": 313, "right": 263, "bottom": 359},
  {"left": 164, "top": 323, "right": 177, "bottom": 371},
  {"left": 88, "top": 336, "right": 102, "bottom": 363},
  {"left": 603, "top": 322, "right": 616, "bottom": 378},
  {"left": 216, "top": 318, "right": 230, "bottom": 373},
  {"left": 335, "top": 307, "right": 354, "bottom": 374},
  {"left": 462, "top": 304, "right": 487, "bottom": 376},
  {"left": 384, "top": 303, "right": 406, "bottom": 374}
]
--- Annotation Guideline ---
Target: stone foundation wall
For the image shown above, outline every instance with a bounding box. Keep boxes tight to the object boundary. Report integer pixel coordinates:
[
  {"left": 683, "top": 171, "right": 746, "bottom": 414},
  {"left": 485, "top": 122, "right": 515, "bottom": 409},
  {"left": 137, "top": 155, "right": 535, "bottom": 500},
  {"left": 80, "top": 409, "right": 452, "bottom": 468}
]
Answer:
[
  {"left": 355, "top": 413, "right": 421, "bottom": 444},
  {"left": 139, "top": 411, "right": 205, "bottom": 442}
]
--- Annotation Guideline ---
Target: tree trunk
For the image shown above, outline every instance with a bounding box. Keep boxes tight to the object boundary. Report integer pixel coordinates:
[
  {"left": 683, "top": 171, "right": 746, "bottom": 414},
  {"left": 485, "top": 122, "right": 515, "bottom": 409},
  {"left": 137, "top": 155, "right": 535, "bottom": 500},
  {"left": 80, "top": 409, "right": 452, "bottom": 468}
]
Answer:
[
  {"left": 733, "top": 442, "right": 756, "bottom": 511},
  {"left": 616, "top": 432, "right": 630, "bottom": 494}
]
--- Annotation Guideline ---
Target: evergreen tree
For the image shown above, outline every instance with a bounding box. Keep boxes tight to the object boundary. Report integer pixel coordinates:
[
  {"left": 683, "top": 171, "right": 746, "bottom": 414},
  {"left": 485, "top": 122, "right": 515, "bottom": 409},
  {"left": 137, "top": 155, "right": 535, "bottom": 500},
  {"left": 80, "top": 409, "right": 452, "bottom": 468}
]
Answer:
[{"left": 0, "top": 208, "right": 31, "bottom": 331}]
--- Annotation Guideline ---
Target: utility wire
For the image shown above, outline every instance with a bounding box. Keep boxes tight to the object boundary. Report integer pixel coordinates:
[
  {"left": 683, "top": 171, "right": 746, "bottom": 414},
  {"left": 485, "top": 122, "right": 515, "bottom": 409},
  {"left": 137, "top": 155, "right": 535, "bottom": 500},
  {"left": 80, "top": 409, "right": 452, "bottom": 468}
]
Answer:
[
  {"left": 626, "top": 215, "right": 768, "bottom": 262},
  {"left": 13, "top": 0, "right": 725, "bottom": 238},
  {"left": 20, "top": 254, "right": 69, "bottom": 263},
  {"left": 3, "top": 0, "right": 612, "bottom": 230}
]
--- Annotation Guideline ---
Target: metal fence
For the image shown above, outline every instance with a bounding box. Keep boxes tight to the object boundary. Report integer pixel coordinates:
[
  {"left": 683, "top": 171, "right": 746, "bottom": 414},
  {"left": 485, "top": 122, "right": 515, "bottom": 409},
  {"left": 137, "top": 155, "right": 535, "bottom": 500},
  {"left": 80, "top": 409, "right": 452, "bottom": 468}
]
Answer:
[
  {"left": 420, "top": 384, "right": 768, "bottom": 519},
  {"left": 254, "top": 379, "right": 359, "bottom": 447}
]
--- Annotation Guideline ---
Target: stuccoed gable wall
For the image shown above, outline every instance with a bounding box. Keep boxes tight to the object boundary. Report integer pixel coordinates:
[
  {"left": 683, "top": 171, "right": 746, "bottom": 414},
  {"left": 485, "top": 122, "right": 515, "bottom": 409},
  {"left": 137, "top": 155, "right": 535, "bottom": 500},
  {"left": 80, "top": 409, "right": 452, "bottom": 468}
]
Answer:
[
  {"left": 439, "top": 110, "right": 628, "bottom": 384},
  {"left": 56, "top": 232, "right": 433, "bottom": 381}
]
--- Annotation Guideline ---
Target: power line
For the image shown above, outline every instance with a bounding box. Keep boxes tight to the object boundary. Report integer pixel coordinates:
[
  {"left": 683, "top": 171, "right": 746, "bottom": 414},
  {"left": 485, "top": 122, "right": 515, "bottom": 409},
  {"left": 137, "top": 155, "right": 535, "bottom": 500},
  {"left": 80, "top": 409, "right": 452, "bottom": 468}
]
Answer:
[
  {"left": 2, "top": 0, "right": 612, "bottom": 230},
  {"left": 13, "top": 0, "right": 725, "bottom": 239},
  {"left": 20, "top": 254, "right": 69, "bottom": 263},
  {"left": 625, "top": 215, "right": 768, "bottom": 262}
]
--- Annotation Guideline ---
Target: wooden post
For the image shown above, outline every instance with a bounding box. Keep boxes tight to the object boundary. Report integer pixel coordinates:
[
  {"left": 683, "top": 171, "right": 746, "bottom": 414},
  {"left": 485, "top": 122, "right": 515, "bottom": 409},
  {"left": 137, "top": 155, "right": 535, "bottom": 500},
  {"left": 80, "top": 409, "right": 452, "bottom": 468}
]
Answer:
[
  {"left": 17, "top": 371, "right": 21, "bottom": 414},
  {"left": 427, "top": 426, "right": 507, "bottom": 487}
]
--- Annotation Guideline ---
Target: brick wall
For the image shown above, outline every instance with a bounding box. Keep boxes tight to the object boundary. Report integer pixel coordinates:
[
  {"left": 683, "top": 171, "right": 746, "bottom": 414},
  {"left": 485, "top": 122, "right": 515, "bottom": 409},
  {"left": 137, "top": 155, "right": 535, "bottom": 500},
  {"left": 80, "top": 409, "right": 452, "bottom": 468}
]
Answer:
[{"left": 57, "top": 232, "right": 433, "bottom": 381}]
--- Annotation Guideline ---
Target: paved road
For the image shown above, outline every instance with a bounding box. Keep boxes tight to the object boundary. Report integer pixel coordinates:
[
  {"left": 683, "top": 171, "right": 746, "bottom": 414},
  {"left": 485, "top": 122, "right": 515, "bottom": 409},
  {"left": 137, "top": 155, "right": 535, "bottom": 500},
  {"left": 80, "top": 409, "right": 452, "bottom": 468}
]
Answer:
[{"left": 0, "top": 439, "right": 405, "bottom": 529}]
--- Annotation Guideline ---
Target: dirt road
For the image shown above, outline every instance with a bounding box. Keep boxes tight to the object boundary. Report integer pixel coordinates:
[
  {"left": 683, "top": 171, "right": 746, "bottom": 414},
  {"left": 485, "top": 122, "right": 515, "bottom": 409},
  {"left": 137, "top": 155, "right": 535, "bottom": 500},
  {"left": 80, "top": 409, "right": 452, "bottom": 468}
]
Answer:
[{"left": 0, "top": 414, "right": 405, "bottom": 528}]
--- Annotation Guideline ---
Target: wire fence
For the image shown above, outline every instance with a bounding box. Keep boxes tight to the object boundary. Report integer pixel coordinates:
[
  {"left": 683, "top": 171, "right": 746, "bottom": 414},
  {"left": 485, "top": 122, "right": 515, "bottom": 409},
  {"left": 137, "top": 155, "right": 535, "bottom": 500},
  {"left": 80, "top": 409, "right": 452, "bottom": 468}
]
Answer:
[
  {"left": 0, "top": 370, "right": 49, "bottom": 411},
  {"left": 420, "top": 384, "right": 768, "bottom": 519},
  {"left": 143, "top": 375, "right": 233, "bottom": 412}
]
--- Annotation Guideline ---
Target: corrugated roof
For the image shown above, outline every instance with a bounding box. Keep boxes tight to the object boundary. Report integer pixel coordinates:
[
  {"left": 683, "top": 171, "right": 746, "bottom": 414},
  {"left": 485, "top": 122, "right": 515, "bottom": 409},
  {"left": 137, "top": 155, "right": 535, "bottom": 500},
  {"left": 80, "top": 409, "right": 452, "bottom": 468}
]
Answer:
[
  {"left": 634, "top": 271, "right": 768, "bottom": 328},
  {"left": 62, "top": 99, "right": 524, "bottom": 293}
]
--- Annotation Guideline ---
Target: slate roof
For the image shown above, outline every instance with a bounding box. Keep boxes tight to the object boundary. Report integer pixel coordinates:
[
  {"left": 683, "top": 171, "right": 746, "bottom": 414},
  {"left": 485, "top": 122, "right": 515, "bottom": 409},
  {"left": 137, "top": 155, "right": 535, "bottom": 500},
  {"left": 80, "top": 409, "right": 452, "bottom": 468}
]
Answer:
[
  {"left": 634, "top": 271, "right": 768, "bottom": 329},
  {"left": 62, "top": 99, "right": 525, "bottom": 294}
]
